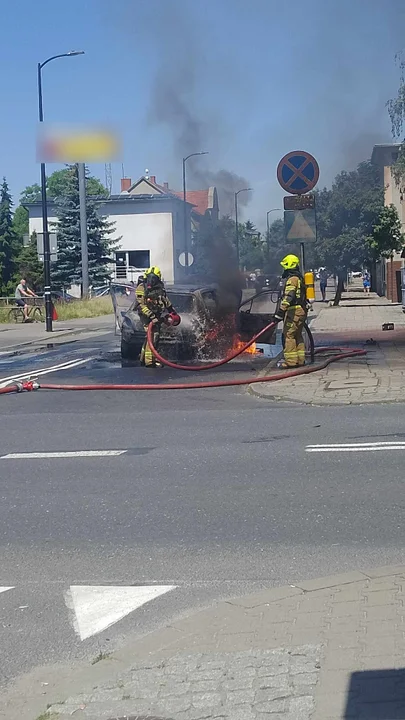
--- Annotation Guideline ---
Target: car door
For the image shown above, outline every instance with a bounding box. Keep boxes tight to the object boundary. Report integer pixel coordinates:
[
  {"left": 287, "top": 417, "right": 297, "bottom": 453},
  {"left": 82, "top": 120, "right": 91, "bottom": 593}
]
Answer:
[
  {"left": 110, "top": 283, "right": 137, "bottom": 331},
  {"left": 238, "top": 290, "right": 279, "bottom": 344}
]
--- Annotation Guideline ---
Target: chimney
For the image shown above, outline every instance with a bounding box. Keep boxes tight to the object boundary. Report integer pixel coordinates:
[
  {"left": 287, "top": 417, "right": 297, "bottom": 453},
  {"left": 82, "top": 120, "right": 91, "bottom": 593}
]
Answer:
[
  {"left": 150, "top": 175, "right": 156, "bottom": 185},
  {"left": 163, "top": 182, "right": 169, "bottom": 191},
  {"left": 121, "top": 178, "right": 131, "bottom": 193}
]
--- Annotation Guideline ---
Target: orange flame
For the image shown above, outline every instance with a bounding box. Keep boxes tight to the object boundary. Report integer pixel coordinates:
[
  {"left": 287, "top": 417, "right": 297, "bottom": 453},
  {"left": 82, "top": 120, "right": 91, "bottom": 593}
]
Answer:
[{"left": 230, "top": 335, "right": 258, "bottom": 355}]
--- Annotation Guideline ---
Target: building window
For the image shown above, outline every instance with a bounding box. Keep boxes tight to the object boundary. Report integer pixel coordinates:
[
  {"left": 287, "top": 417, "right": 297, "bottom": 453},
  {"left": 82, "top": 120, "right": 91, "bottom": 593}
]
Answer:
[
  {"left": 115, "top": 251, "right": 127, "bottom": 278},
  {"left": 128, "top": 250, "right": 150, "bottom": 268}
]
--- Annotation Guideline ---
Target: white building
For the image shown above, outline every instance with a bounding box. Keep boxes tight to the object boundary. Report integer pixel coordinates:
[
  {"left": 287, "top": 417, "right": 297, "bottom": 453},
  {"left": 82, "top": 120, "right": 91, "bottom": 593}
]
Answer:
[{"left": 24, "top": 175, "right": 218, "bottom": 287}]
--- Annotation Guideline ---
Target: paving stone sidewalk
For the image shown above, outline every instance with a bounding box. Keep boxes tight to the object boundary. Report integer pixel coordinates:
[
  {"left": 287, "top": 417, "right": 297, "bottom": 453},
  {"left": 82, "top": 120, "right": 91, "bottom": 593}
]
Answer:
[
  {"left": 251, "top": 295, "right": 405, "bottom": 405},
  {"left": 24, "top": 566, "right": 405, "bottom": 720}
]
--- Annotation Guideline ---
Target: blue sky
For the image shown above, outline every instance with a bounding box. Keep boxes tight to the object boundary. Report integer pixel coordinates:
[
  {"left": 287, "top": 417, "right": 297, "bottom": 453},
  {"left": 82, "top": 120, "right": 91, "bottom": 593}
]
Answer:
[{"left": 2, "top": 0, "right": 405, "bottom": 228}]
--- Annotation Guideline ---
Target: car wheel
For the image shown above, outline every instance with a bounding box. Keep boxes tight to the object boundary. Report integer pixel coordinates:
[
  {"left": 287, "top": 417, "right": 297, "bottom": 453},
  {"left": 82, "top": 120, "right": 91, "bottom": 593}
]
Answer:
[{"left": 121, "top": 339, "right": 141, "bottom": 361}]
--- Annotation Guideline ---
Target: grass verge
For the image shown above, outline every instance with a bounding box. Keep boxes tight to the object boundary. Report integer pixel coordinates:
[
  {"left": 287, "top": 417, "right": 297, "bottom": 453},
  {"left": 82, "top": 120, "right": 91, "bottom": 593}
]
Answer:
[
  {"left": 54, "top": 296, "right": 113, "bottom": 320},
  {"left": 0, "top": 296, "right": 113, "bottom": 323}
]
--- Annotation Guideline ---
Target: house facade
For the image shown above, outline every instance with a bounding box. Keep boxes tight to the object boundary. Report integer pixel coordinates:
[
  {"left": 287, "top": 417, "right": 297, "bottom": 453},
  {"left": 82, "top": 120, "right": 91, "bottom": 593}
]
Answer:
[
  {"left": 25, "top": 175, "right": 219, "bottom": 288},
  {"left": 371, "top": 143, "right": 405, "bottom": 302}
]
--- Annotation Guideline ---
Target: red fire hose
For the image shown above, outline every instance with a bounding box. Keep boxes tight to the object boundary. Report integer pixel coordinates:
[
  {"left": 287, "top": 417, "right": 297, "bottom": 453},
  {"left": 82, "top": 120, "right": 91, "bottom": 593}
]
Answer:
[
  {"left": 0, "top": 320, "right": 367, "bottom": 394},
  {"left": 145, "top": 319, "right": 278, "bottom": 370}
]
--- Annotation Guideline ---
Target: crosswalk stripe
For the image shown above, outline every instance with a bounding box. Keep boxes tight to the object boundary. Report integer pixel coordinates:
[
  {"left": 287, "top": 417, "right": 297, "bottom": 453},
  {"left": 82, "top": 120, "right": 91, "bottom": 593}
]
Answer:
[
  {"left": 0, "top": 356, "right": 94, "bottom": 388},
  {"left": 306, "top": 441, "right": 405, "bottom": 453},
  {"left": 1, "top": 450, "right": 127, "bottom": 459}
]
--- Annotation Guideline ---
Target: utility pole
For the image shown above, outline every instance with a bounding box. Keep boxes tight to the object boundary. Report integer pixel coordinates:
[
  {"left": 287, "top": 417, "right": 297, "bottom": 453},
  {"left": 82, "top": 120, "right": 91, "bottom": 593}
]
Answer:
[
  {"left": 266, "top": 208, "right": 281, "bottom": 262},
  {"left": 37, "top": 50, "right": 84, "bottom": 330},
  {"left": 234, "top": 188, "right": 252, "bottom": 268},
  {"left": 78, "top": 163, "right": 89, "bottom": 297},
  {"left": 182, "top": 152, "right": 208, "bottom": 273}
]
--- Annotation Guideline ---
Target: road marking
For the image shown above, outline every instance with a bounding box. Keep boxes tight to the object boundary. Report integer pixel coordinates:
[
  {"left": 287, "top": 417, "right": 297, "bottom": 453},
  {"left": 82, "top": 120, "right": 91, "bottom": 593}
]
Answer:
[
  {"left": 306, "top": 441, "right": 405, "bottom": 453},
  {"left": 66, "top": 585, "right": 176, "bottom": 641},
  {"left": 1, "top": 450, "right": 127, "bottom": 459},
  {"left": 0, "top": 357, "right": 94, "bottom": 388},
  {"left": 0, "top": 587, "right": 14, "bottom": 594}
]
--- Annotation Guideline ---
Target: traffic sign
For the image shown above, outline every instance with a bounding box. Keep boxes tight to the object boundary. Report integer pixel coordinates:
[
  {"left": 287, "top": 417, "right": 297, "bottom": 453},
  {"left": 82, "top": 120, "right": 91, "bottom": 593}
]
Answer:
[
  {"left": 179, "top": 252, "right": 194, "bottom": 267},
  {"left": 277, "top": 151, "right": 319, "bottom": 194},
  {"left": 284, "top": 209, "right": 317, "bottom": 243},
  {"left": 37, "top": 232, "right": 58, "bottom": 261},
  {"left": 283, "top": 194, "right": 315, "bottom": 211}
]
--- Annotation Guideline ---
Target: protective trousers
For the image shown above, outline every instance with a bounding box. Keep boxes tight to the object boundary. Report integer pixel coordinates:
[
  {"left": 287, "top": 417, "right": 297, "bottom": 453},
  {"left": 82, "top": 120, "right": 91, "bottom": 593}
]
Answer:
[
  {"left": 140, "top": 319, "right": 161, "bottom": 367},
  {"left": 283, "top": 306, "right": 306, "bottom": 367}
]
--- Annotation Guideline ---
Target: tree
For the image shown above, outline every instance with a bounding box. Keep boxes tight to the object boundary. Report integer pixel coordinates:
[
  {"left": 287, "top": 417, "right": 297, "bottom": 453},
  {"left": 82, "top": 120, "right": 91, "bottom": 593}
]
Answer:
[
  {"left": 239, "top": 220, "right": 265, "bottom": 270},
  {"left": 368, "top": 204, "right": 404, "bottom": 259},
  {"left": 313, "top": 161, "right": 384, "bottom": 303},
  {"left": 0, "top": 178, "right": 19, "bottom": 294},
  {"left": 12, "top": 204, "right": 29, "bottom": 242},
  {"left": 47, "top": 168, "right": 108, "bottom": 199},
  {"left": 51, "top": 165, "right": 116, "bottom": 290},
  {"left": 387, "top": 52, "right": 405, "bottom": 187},
  {"left": 20, "top": 183, "right": 42, "bottom": 204},
  {"left": 15, "top": 232, "right": 44, "bottom": 292},
  {"left": 20, "top": 169, "right": 108, "bottom": 204}
]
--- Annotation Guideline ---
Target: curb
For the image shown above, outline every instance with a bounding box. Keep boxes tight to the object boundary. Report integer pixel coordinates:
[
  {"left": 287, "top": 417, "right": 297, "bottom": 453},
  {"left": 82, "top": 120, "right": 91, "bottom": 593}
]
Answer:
[{"left": 6, "top": 565, "right": 405, "bottom": 720}]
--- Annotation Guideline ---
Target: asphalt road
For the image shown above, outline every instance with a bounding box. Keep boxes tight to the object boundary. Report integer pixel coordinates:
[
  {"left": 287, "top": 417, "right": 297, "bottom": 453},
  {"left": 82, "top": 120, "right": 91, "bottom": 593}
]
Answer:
[{"left": 1, "top": 330, "right": 405, "bottom": 703}]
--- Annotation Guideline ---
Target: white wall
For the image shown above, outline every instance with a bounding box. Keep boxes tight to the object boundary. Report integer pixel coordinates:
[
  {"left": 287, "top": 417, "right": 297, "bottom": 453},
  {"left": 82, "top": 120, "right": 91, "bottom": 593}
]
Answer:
[
  {"left": 107, "top": 206, "right": 174, "bottom": 283},
  {"left": 29, "top": 207, "right": 58, "bottom": 235},
  {"left": 27, "top": 198, "right": 183, "bottom": 285}
]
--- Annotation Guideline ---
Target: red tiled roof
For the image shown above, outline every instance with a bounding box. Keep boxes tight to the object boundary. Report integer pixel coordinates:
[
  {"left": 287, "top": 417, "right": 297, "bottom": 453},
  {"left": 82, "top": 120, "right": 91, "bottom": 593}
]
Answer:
[{"left": 157, "top": 185, "right": 210, "bottom": 216}]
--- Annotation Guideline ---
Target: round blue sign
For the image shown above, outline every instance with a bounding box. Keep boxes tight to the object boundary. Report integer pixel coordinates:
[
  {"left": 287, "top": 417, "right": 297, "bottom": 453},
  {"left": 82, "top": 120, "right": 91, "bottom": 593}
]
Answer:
[{"left": 277, "top": 151, "right": 319, "bottom": 194}]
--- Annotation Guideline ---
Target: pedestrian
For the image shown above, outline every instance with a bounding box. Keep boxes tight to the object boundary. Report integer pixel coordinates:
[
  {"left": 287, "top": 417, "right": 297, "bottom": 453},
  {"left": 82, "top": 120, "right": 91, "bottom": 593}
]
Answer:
[
  {"left": 319, "top": 268, "right": 328, "bottom": 302},
  {"left": 135, "top": 266, "right": 181, "bottom": 367},
  {"left": 14, "top": 278, "right": 37, "bottom": 322},
  {"left": 363, "top": 271, "right": 371, "bottom": 294},
  {"left": 273, "top": 254, "right": 308, "bottom": 368}
]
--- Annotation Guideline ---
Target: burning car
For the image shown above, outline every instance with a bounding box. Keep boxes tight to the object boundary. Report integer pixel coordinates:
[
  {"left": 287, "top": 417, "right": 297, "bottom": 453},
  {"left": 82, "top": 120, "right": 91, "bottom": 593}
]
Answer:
[{"left": 111, "top": 283, "right": 277, "bottom": 363}]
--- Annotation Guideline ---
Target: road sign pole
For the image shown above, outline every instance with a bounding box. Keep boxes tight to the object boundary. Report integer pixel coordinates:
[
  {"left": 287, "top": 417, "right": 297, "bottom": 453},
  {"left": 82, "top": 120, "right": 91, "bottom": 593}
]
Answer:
[
  {"left": 300, "top": 242, "right": 306, "bottom": 273},
  {"left": 78, "top": 163, "right": 89, "bottom": 297}
]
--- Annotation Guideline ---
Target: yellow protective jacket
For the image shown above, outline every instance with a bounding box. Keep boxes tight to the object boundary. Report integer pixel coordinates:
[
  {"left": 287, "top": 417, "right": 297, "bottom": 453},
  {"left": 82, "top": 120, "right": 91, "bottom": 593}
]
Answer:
[
  {"left": 279, "top": 271, "right": 307, "bottom": 314},
  {"left": 135, "top": 282, "right": 173, "bottom": 322}
]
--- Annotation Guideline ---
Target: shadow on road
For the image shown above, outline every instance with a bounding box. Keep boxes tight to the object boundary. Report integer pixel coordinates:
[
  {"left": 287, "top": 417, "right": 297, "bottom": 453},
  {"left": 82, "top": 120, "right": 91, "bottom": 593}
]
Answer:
[{"left": 345, "top": 669, "right": 405, "bottom": 718}]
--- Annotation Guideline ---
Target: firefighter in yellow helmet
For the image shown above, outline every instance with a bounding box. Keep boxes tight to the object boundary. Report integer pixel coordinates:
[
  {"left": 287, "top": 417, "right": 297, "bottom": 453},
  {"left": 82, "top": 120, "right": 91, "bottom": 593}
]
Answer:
[
  {"left": 273, "top": 254, "right": 308, "bottom": 368},
  {"left": 136, "top": 267, "right": 181, "bottom": 367}
]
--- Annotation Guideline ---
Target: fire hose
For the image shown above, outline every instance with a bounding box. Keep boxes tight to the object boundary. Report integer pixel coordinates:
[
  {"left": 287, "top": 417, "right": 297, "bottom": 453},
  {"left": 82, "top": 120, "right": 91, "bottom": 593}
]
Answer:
[{"left": 0, "top": 320, "right": 367, "bottom": 394}]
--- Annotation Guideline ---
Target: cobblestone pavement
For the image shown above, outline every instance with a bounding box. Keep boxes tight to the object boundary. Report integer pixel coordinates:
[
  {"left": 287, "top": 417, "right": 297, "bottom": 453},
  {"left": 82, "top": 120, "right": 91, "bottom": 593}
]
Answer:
[
  {"left": 21, "top": 566, "right": 405, "bottom": 720},
  {"left": 251, "top": 294, "right": 405, "bottom": 405}
]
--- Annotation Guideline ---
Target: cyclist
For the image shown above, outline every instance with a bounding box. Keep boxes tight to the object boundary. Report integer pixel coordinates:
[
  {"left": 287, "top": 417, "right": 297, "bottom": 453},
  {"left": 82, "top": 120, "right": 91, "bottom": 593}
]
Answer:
[{"left": 14, "top": 278, "right": 38, "bottom": 322}]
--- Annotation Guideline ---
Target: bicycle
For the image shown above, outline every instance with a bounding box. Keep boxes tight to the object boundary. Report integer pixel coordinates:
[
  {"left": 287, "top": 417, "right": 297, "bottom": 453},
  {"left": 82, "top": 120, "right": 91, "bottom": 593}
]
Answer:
[{"left": 8, "top": 303, "right": 43, "bottom": 324}]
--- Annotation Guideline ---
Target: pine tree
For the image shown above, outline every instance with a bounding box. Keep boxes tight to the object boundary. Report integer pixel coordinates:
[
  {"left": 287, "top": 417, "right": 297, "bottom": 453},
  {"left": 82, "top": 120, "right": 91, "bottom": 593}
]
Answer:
[
  {"left": 51, "top": 165, "right": 117, "bottom": 290},
  {"left": 15, "top": 232, "right": 44, "bottom": 292},
  {"left": 0, "top": 178, "right": 19, "bottom": 294}
]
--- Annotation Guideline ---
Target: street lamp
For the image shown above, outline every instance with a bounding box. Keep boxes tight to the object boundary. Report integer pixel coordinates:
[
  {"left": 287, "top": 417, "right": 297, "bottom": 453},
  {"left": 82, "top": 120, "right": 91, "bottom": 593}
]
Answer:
[
  {"left": 38, "top": 50, "right": 85, "bottom": 331},
  {"left": 266, "top": 208, "right": 281, "bottom": 260},
  {"left": 234, "top": 188, "right": 252, "bottom": 268},
  {"left": 182, "top": 152, "right": 208, "bottom": 272}
]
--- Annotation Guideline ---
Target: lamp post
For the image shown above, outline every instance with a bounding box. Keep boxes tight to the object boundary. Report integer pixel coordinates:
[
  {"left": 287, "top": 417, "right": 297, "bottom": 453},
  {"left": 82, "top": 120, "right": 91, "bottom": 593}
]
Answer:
[
  {"left": 234, "top": 188, "right": 252, "bottom": 268},
  {"left": 266, "top": 208, "right": 281, "bottom": 261},
  {"left": 182, "top": 152, "right": 208, "bottom": 272},
  {"left": 37, "top": 50, "right": 85, "bottom": 331}
]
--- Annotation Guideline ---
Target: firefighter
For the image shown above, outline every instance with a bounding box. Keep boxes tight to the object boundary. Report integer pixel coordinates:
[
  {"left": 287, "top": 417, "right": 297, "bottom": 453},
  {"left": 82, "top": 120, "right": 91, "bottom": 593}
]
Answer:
[
  {"left": 273, "top": 254, "right": 308, "bottom": 369},
  {"left": 136, "top": 267, "right": 180, "bottom": 367}
]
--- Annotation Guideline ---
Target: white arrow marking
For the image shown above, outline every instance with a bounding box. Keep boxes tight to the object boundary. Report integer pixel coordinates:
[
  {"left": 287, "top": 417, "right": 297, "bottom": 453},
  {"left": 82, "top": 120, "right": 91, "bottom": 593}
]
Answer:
[
  {"left": 67, "top": 585, "right": 176, "bottom": 641},
  {"left": 0, "top": 587, "right": 14, "bottom": 594}
]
